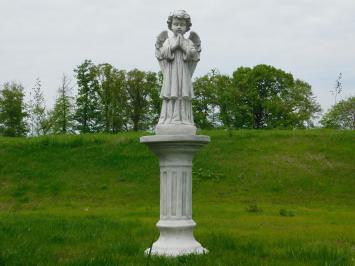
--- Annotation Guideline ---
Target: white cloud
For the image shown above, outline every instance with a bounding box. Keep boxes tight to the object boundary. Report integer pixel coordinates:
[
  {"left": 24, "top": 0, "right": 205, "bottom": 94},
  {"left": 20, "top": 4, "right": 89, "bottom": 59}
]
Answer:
[{"left": 0, "top": 0, "right": 354, "bottom": 111}]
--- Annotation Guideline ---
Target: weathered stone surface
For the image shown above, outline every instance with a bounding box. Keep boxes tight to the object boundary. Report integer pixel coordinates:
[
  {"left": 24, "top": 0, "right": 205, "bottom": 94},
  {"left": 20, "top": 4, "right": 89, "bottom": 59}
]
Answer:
[{"left": 140, "top": 10, "right": 208, "bottom": 257}]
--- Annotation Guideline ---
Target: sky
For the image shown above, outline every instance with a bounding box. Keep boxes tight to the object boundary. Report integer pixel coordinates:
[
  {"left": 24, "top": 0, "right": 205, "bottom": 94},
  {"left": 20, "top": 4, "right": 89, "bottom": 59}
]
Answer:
[{"left": 0, "top": 0, "right": 354, "bottom": 113}]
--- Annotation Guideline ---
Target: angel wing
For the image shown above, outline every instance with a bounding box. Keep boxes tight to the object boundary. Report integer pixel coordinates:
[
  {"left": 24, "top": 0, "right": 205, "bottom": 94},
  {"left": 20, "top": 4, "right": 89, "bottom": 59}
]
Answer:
[
  {"left": 188, "top": 31, "right": 201, "bottom": 76},
  {"left": 155, "top": 30, "right": 169, "bottom": 73},
  {"left": 155, "top": 31, "right": 168, "bottom": 58},
  {"left": 188, "top": 31, "right": 201, "bottom": 53}
]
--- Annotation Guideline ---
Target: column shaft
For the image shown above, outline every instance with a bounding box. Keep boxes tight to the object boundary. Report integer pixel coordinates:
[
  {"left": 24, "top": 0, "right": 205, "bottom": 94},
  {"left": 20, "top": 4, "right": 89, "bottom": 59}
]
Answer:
[{"left": 160, "top": 166, "right": 192, "bottom": 220}]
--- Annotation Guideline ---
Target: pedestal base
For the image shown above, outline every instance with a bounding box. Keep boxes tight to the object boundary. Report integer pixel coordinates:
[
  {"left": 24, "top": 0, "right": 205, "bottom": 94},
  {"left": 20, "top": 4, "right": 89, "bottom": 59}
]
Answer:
[
  {"left": 145, "top": 246, "right": 208, "bottom": 257},
  {"left": 144, "top": 220, "right": 208, "bottom": 256},
  {"left": 140, "top": 135, "right": 210, "bottom": 257}
]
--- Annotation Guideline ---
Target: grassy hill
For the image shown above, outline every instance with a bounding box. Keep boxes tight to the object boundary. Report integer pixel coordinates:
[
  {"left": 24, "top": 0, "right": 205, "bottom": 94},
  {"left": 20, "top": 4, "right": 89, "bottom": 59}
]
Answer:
[{"left": 0, "top": 130, "right": 354, "bottom": 265}]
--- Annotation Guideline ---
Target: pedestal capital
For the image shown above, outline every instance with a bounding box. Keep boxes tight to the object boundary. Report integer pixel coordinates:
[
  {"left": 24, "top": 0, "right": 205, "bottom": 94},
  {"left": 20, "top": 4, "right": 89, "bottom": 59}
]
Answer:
[{"left": 140, "top": 135, "right": 210, "bottom": 144}]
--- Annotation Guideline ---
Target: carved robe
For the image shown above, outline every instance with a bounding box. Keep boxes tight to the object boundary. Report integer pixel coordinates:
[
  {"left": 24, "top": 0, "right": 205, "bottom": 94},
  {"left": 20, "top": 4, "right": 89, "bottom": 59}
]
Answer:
[{"left": 156, "top": 36, "right": 200, "bottom": 125}]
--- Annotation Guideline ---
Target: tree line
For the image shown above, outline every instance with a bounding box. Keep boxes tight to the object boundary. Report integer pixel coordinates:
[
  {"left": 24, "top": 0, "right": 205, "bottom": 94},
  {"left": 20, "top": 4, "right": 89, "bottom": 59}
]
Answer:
[{"left": 0, "top": 60, "right": 353, "bottom": 137}]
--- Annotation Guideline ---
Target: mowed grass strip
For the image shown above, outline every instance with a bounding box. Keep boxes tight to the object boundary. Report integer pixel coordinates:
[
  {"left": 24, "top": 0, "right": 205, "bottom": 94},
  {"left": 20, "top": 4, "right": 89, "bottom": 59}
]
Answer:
[{"left": 0, "top": 129, "right": 354, "bottom": 265}]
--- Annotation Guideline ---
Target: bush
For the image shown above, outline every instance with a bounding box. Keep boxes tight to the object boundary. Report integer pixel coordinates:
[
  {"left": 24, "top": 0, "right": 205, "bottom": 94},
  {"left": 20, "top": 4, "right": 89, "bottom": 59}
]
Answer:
[
  {"left": 246, "top": 203, "right": 263, "bottom": 213},
  {"left": 320, "top": 96, "right": 355, "bottom": 129},
  {"left": 279, "top": 208, "right": 295, "bottom": 217}
]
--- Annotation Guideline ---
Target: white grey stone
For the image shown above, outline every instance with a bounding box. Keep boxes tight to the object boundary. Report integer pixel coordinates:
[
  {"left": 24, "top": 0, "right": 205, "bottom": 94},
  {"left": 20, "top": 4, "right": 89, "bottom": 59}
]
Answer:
[
  {"left": 155, "top": 10, "right": 201, "bottom": 135},
  {"left": 140, "top": 135, "right": 210, "bottom": 256},
  {"left": 140, "top": 10, "right": 209, "bottom": 257}
]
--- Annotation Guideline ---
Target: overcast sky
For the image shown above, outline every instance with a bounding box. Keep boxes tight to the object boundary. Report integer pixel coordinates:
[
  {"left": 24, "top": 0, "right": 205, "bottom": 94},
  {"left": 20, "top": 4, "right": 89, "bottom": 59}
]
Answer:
[{"left": 1, "top": 0, "right": 354, "bottom": 112}]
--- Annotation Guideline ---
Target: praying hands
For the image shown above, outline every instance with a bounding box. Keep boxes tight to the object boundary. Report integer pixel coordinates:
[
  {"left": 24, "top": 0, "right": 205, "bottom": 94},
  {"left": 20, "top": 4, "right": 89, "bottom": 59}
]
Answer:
[{"left": 171, "top": 34, "right": 187, "bottom": 52}]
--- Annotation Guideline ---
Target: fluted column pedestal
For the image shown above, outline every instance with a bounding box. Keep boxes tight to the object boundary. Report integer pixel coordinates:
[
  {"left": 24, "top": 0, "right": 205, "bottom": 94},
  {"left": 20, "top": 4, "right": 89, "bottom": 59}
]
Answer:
[{"left": 140, "top": 135, "right": 210, "bottom": 257}]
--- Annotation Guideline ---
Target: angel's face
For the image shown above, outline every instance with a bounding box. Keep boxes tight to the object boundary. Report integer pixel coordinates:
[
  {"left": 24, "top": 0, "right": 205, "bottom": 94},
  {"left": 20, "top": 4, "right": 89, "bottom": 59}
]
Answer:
[{"left": 171, "top": 17, "right": 187, "bottom": 36}]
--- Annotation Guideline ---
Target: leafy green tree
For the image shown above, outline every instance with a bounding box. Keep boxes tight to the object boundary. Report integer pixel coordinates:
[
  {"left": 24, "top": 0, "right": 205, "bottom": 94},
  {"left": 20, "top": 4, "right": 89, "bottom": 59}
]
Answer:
[
  {"left": 126, "top": 69, "right": 159, "bottom": 131},
  {"left": 320, "top": 96, "right": 355, "bottom": 129},
  {"left": 0, "top": 82, "right": 28, "bottom": 136},
  {"left": 211, "top": 72, "right": 242, "bottom": 129},
  {"left": 149, "top": 71, "right": 163, "bottom": 127},
  {"left": 232, "top": 65, "right": 291, "bottom": 128},
  {"left": 97, "top": 64, "right": 128, "bottom": 133},
  {"left": 232, "top": 65, "right": 321, "bottom": 128},
  {"left": 49, "top": 75, "right": 75, "bottom": 134},
  {"left": 74, "top": 60, "right": 102, "bottom": 133},
  {"left": 192, "top": 69, "right": 222, "bottom": 129},
  {"left": 192, "top": 66, "right": 321, "bottom": 129},
  {"left": 144, "top": 71, "right": 161, "bottom": 130},
  {"left": 227, "top": 67, "right": 254, "bottom": 128},
  {"left": 285, "top": 79, "right": 321, "bottom": 128},
  {"left": 28, "top": 78, "right": 47, "bottom": 136}
]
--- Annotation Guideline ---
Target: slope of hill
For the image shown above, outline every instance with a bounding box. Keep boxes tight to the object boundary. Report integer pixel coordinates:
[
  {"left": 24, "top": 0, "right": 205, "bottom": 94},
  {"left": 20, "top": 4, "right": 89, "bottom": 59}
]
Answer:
[{"left": 0, "top": 130, "right": 354, "bottom": 265}]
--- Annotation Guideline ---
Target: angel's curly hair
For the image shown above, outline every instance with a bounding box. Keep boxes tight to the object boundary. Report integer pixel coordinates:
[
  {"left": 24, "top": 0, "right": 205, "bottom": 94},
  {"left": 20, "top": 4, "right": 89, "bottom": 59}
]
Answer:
[{"left": 167, "top": 10, "right": 192, "bottom": 32}]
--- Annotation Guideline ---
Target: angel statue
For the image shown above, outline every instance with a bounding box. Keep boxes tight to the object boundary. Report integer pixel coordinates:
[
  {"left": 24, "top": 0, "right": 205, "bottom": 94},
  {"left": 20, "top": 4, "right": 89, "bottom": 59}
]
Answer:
[{"left": 155, "top": 10, "right": 201, "bottom": 135}]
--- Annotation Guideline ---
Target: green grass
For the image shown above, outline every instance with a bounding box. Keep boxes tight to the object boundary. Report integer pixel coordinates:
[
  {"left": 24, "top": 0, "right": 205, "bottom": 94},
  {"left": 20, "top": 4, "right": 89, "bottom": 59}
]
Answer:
[{"left": 0, "top": 129, "right": 354, "bottom": 265}]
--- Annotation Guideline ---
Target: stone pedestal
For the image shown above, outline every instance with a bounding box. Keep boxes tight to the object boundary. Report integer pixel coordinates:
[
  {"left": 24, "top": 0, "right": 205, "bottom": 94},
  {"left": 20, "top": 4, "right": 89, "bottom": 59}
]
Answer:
[{"left": 140, "top": 135, "right": 210, "bottom": 256}]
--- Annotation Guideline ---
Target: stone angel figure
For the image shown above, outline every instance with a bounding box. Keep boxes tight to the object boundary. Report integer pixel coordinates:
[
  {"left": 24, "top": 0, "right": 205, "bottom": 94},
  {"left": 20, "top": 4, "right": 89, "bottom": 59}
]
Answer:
[{"left": 155, "top": 10, "right": 201, "bottom": 135}]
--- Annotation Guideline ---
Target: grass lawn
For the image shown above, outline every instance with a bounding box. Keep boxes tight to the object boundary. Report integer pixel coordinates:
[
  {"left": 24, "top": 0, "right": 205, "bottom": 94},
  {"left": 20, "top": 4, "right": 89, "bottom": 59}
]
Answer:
[{"left": 0, "top": 129, "right": 354, "bottom": 265}]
